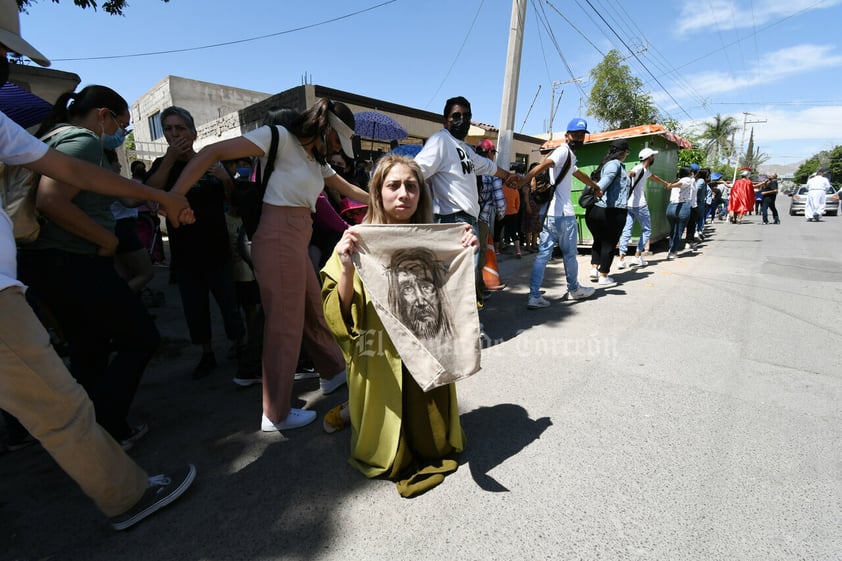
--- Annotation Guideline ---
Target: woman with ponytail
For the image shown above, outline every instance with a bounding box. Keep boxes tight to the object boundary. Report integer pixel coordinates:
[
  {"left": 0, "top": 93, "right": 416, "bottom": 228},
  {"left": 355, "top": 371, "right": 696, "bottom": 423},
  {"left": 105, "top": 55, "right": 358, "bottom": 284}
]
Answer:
[{"left": 18, "top": 85, "right": 159, "bottom": 450}]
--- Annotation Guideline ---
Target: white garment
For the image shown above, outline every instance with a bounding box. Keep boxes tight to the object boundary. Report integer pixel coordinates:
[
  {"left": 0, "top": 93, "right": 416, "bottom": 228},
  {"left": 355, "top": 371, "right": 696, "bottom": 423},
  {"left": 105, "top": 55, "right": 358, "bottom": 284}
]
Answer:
[
  {"left": 804, "top": 175, "right": 830, "bottom": 217},
  {"left": 243, "top": 125, "right": 335, "bottom": 212},
  {"left": 414, "top": 128, "right": 497, "bottom": 218},
  {"left": 627, "top": 163, "right": 651, "bottom": 208},
  {"left": 0, "top": 111, "right": 50, "bottom": 291},
  {"left": 670, "top": 177, "right": 695, "bottom": 203},
  {"left": 546, "top": 144, "right": 577, "bottom": 217}
]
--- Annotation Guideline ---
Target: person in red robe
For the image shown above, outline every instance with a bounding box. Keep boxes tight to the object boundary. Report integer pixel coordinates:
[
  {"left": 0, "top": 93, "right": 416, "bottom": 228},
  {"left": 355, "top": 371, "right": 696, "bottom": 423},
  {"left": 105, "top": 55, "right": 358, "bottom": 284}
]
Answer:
[{"left": 728, "top": 170, "right": 768, "bottom": 223}]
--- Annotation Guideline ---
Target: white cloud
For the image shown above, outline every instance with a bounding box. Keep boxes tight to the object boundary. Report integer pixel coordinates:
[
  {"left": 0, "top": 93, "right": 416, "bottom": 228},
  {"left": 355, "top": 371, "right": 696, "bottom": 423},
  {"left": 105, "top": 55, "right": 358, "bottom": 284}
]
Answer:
[
  {"left": 652, "top": 44, "right": 842, "bottom": 105},
  {"left": 675, "top": 0, "right": 842, "bottom": 34}
]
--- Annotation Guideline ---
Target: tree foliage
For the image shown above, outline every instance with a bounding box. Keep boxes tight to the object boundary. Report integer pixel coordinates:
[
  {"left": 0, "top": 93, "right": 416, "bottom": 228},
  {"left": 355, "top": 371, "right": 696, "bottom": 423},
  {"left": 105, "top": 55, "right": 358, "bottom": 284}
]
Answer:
[
  {"left": 795, "top": 145, "right": 842, "bottom": 186},
  {"left": 17, "top": 0, "right": 169, "bottom": 16},
  {"left": 699, "top": 113, "right": 738, "bottom": 165},
  {"left": 586, "top": 49, "right": 659, "bottom": 131}
]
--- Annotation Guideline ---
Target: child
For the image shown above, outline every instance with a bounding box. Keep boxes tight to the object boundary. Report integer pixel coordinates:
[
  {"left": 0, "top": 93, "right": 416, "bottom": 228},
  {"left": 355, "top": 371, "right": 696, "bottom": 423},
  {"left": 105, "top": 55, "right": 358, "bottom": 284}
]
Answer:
[{"left": 321, "top": 155, "right": 476, "bottom": 498}]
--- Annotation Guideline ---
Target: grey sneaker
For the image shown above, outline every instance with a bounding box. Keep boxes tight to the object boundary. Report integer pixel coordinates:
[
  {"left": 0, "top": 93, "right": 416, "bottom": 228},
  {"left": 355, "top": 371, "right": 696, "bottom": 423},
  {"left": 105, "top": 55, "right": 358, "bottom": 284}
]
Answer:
[
  {"left": 568, "top": 286, "right": 595, "bottom": 300},
  {"left": 527, "top": 295, "right": 551, "bottom": 309},
  {"left": 110, "top": 465, "right": 196, "bottom": 531}
]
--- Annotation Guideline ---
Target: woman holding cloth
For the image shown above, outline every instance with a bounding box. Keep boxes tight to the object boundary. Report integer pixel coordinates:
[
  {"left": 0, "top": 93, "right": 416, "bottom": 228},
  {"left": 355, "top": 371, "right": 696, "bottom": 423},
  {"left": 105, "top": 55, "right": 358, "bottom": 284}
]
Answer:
[{"left": 170, "top": 99, "right": 369, "bottom": 432}]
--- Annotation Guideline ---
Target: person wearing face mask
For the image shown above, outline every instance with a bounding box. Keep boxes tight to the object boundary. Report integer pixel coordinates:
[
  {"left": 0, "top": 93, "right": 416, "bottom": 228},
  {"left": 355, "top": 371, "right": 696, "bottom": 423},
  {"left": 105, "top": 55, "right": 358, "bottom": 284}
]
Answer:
[
  {"left": 144, "top": 106, "right": 246, "bottom": 380},
  {"left": 170, "top": 98, "right": 369, "bottom": 433},
  {"left": 17, "top": 85, "right": 161, "bottom": 450},
  {"left": 414, "top": 96, "right": 520, "bottom": 305},
  {"left": 517, "top": 118, "right": 599, "bottom": 308}
]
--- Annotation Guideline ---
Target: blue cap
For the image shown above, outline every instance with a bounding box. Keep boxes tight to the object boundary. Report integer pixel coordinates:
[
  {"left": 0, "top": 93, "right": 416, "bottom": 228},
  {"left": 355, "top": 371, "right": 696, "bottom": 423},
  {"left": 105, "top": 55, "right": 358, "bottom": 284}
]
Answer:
[
  {"left": 690, "top": 163, "right": 700, "bottom": 171},
  {"left": 710, "top": 172, "right": 723, "bottom": 180},
  {"left": 566, "top": 118, "right": 589, "bottom": 133}
]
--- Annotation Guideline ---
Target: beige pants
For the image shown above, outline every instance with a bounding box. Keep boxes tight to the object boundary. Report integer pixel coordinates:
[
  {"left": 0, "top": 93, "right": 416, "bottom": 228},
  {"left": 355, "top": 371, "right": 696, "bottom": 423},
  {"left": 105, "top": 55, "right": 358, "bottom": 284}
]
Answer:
[{"left": 0, "top": 286, "right": 147, "bottom": 517}]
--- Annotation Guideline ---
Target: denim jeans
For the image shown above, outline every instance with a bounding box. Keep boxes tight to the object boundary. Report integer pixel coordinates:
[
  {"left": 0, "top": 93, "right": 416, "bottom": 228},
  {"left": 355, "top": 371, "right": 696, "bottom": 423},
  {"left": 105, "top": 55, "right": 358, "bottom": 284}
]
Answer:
[
  {"left": 618, "top": 205, "right": 651, "bottom": 256},
  {"left": 529, "top": 215, "right": 581, "bottom": 298},
  {"left": 435, "top": 212, "right": 480, "bottom": 272},
  {"left": 666, "top": 202, "right": 691, "bottom": 253},
  {"left": 761, "top": 197, "right": 779, "bottom": 223}
]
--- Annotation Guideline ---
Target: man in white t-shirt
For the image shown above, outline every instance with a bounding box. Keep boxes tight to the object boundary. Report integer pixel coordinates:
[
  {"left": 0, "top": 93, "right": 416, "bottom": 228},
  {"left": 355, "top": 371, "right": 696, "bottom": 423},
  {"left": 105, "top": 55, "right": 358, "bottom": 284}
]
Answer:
[
  {"left": 517, "top": 118, "right": 601, "bottom": 309},
  {"left": 415, "top": 96, "right": 520, "bottom": 305},
  {"left": 617, "top": 147, "right": 670, "bottom": 269},
  {"left": 0, "top": 2, "right": 195, "bottom": 530}
]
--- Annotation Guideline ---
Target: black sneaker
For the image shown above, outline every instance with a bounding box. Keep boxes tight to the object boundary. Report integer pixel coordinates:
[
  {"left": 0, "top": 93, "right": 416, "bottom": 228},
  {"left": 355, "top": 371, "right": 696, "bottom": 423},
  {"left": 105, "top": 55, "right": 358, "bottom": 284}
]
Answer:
[
  {"left": 232, "top": 372, "right": 262, "bottom": 387},
  {"left": 119, "top": 423, "right": 149, "bottom": 451},
  {"left": 110, "top": 464, "right": 196, "bottom": 531},
  {"left": 192, "top": 352, "right": 216, "bottom": 380}
]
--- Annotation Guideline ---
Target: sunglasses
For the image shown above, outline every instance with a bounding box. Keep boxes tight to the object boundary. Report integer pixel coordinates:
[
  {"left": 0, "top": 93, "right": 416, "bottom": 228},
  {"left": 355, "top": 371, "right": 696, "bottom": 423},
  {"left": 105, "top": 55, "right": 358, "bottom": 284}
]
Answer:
[{"left": 449, "top": 112, "right": 472, "bottom": 121}]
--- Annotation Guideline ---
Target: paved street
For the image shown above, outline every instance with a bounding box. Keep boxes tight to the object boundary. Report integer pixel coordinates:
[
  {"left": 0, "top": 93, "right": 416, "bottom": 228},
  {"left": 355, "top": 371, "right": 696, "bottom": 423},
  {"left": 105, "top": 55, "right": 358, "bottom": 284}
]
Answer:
[{"left": 2, "top": 211, "right": 841, "bottom": 561}]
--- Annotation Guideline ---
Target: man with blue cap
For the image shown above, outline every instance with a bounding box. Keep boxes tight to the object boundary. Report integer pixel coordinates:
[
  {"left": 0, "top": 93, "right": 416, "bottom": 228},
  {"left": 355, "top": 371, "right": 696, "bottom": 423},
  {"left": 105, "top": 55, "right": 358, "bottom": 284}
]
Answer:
[{"left": 517, "top": 117, "right": 601, "bottom": 309}]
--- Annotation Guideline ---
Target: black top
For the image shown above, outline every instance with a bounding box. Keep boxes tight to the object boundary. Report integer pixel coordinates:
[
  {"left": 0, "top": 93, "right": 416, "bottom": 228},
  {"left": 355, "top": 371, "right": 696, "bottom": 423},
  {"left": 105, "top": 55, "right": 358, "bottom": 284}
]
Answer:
[
  {"left": 146, "top": 158, "right": 231, "bottom": 271},
  {"left": 763, "top": 179, "right": 778, "bottom": 200}
]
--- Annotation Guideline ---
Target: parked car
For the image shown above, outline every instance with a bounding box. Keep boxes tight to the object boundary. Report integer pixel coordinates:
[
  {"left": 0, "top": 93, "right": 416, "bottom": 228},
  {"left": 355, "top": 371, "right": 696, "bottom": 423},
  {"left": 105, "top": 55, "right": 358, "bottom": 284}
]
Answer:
[{"left": 789, "top": 184, "right": 839, "bottom": 216}]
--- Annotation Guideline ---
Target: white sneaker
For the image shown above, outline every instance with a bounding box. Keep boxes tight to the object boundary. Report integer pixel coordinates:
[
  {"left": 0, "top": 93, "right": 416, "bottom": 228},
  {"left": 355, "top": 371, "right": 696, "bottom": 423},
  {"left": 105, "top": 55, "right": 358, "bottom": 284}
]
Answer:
[
  {"left": 261, "top": 409, "right": 316, "bottom": 431},
  {"left": 597, "top": 276, "right": 616, "bottom": 287},
  {"left": 667, "top": 253, "right": 677, "bottom": 260},
  {"left": 631, "top": 256, "right": 648, "bottom": 266},
  {"left": 617, "top": 259, "right": 628, "bottom": 270},
  {"left": 568, "top": 286, "right": 595, "bottom": 300},
  {"left": 319, "top": 370, "right": 347, "bottom": 395},
  {"left": 527, "top": 295, "right": 551, "bottom": 309},
  {"left": 589, "top": 268, "right": 599, "bottom": 280}
]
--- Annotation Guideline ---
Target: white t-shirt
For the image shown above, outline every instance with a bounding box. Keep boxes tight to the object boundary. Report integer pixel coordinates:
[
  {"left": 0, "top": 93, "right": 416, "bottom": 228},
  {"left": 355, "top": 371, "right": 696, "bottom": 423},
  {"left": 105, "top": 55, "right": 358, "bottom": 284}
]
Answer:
[
  {"left": 669, "top": 177, "right": 695, "bottom": 204},
  {"left": 243, "top": 125, "right": 336, "bottom": 212},
  {"left": 1, "top": 111, "right": 50, "bottom": 291},
  {"left": 415, "top": 128, "right": 497, "bottom": 218},
  {"left": 546, "top": 144, "right": 576, "bottom": 217},
  {"left": 627, "top": 163, "right": 651, "bottom": 208}
]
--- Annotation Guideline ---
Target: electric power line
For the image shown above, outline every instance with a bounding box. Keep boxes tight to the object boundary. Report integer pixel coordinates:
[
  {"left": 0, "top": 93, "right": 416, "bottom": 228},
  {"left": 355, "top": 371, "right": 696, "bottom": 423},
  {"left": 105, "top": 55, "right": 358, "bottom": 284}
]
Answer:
[{"left": 52, "top": 0, "right": 400, "bottom": 62}]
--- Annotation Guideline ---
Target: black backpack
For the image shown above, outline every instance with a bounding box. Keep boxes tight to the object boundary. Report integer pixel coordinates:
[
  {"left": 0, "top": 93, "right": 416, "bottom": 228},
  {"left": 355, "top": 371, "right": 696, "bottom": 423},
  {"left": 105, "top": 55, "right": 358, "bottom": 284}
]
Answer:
[
  {"left": 229, "top": 125, "right": 280, "bottom": 240},
  {"left": 531, "top": 150, "right": 572, "bottom": 205}
]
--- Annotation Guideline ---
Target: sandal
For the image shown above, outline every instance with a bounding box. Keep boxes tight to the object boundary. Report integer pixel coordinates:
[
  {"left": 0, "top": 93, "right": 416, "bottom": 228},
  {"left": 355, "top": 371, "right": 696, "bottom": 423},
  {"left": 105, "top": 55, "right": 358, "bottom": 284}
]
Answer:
[{"left": 323, "top": 402, "right": 350, "bottom": 434}]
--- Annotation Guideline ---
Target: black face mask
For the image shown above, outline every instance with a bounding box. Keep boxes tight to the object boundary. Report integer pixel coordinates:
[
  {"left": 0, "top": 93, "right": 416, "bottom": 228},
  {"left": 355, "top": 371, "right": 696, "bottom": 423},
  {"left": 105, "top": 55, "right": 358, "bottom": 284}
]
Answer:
[
  {"left": 567, "top": 139, "right": 583, "bottom": 152},
  {"left": 0, "top": 56, "right": 9, "bottom": 85},
  {"left": 448, "top": 118, "right": 471, "bottom": 140}
]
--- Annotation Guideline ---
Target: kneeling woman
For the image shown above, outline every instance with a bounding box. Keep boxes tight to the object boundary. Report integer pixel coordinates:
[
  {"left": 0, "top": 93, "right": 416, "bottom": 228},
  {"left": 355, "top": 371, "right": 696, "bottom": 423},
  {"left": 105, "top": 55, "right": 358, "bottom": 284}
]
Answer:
[{"left": 321, "top": 155, "right": 476, "bottom": 497}]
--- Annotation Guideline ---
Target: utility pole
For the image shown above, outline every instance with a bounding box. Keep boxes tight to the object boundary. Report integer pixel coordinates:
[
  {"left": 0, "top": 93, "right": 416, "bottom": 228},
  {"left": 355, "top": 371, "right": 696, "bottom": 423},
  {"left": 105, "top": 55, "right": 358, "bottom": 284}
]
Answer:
[
  {"left": 496, "top": 0, "right": 526, "bottom": 171},
  {"left": 548, "top": 78, "right": 583, "bottom": 140},
  {"left": 731, "top": 112, "right": 767, "bottom": 182}
]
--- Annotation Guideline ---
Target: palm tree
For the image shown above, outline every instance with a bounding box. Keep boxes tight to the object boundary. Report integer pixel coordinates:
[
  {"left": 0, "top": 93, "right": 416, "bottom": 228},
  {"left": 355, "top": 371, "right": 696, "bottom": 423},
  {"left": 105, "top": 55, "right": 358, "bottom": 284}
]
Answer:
[{"left": 700, "top": 114, "right": 738, "bottom": 165}]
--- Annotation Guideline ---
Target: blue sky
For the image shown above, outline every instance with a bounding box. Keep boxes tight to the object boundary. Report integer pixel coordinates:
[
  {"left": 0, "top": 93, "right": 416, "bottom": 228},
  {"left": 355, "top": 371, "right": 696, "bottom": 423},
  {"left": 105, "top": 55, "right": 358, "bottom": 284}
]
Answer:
[{"left": 16, "top": 0, "right": 842, "bottom": 166}]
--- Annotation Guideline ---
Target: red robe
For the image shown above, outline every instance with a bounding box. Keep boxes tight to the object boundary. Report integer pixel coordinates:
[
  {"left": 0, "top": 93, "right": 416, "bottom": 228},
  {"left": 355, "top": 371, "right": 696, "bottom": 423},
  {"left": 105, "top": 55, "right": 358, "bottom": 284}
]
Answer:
[{"left": 728, "top": 178, "right": 755, "bottom": 213}]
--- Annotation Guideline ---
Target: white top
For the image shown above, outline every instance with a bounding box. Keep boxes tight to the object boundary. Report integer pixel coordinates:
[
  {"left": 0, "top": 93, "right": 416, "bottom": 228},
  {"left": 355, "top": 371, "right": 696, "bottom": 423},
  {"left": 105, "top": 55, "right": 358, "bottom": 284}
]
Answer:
[
  {"left": 546, "top": 143, "right": 577, "bottom": 217},
  {"left": 807, "top": 175, "right": 831, "bottom": 192},
  {"left": 243, "top": 125, "right": 335, "bottom": 212},
  {"left": 669, "top": 177, "right": 695, "bottom": 204},
  {"left": 1, "top": 111, "right": 50, "bottom": 291},
  {"left": 415, "top": 128, "right": 497, "bottom": 218},
  {"left": 627, "top": 163, "right": 650, "bottom": 208}
]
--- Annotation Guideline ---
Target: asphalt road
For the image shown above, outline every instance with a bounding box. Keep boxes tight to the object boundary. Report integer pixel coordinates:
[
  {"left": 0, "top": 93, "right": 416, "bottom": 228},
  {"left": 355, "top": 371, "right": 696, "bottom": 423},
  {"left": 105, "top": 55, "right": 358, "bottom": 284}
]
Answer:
[{"left": 2, "top": 209, "right": 841, "bottom": 561}]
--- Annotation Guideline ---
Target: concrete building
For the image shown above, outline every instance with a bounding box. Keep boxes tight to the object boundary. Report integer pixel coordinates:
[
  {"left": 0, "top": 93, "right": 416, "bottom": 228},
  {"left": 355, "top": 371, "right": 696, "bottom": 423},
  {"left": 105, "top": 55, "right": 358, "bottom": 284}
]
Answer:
[
  {"left": 130, "top": 78, "right": 545, "bottom": 168},
  {"left": 130, "top": 75, "right": 272, "bottom": 162}
]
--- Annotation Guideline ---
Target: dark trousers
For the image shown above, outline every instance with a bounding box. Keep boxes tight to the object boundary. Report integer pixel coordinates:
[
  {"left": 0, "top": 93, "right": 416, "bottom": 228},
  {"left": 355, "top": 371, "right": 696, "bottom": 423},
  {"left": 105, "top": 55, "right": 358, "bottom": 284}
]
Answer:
[
  {"left": 761, "top": 197, "right": 779, "bottom": 223},
  {"left": 17, "top": 249, "right": 159, "bottom": 440},
  {"left": 585, "top": 206, "right": 628, "bottom": 274},
  {"left": 175, "top": 261, "right": 245, "bottom": 345}
]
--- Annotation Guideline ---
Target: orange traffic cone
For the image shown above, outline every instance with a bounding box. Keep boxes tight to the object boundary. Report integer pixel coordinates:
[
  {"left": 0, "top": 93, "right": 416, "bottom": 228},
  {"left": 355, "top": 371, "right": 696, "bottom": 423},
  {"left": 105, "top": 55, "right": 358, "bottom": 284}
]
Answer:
[{"left": 483, "top": 235, "right": 506, "bottom": 291}]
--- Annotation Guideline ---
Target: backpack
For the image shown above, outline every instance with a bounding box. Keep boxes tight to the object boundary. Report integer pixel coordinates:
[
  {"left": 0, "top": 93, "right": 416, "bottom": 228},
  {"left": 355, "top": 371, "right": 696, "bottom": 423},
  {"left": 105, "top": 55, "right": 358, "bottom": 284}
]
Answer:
[
  {"left": 229, "top": 125, "right": 280, "bottom": 240},
  {"left": 0, "top": 126, "right": 74, "bottom": 244},
  {"left": 532, "top": 150, "right": 572, "bottom": 206}
]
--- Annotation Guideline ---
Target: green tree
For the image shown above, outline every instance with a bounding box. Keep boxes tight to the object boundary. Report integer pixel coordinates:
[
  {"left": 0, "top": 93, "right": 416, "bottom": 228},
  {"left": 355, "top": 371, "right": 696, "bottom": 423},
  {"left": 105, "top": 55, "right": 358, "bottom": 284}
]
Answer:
[
  {"left": 17, "top": 0, "right": 169, "bottom": 15},
  {"left": 699, "top": 113, "right": 738, "bottom": 165},
  {"left": 739, "top": 128, "right": 769, "bottom": 171},
  {"left": 586, "top": 49, "right": 659, "bottom": 131},
  {"left": 795, "top": 145, "right": 842, "bottom": 186}
]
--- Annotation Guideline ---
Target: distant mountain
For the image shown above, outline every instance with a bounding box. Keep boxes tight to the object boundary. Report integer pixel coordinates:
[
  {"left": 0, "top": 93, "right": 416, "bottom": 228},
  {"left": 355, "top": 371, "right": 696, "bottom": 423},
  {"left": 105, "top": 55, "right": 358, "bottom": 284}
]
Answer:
[{"left": 762, "top": 161, "right": 803, "bottom": 178}]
